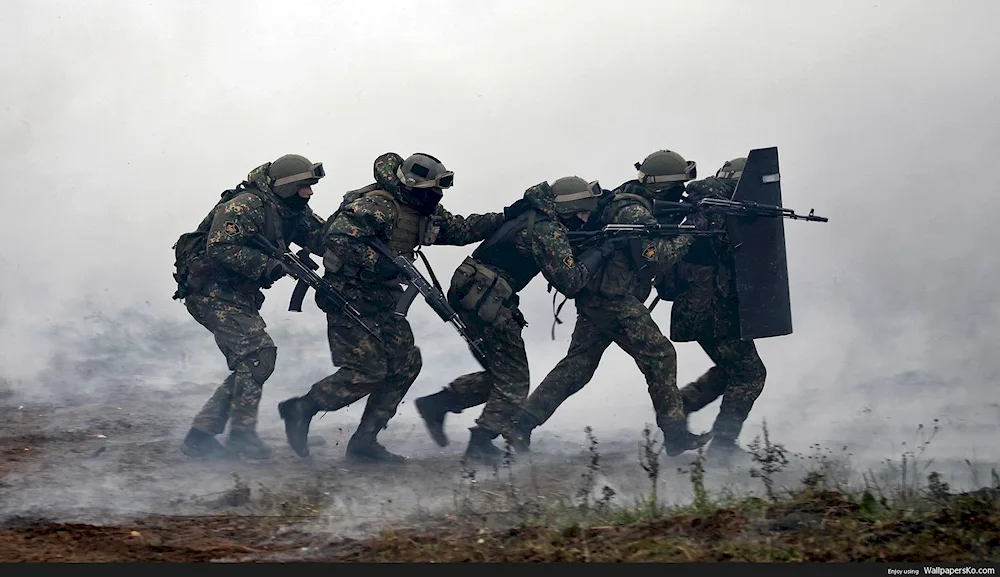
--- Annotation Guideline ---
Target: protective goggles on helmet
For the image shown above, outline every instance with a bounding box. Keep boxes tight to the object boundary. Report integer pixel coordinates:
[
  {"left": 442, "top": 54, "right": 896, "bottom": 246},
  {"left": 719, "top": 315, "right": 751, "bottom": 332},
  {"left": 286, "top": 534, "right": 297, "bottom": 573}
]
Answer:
[
  {"left": 553, "top": 180, "right": 603, "bottom": 215},
  {"left": 554, "top": 180, "right": 603, "bottom": 204},
  {"left": 716, "top": 167, "right": 742, "bottom": 180},
  {"left": 396, "top": 166, "right": 455, "bottom": 189},
  {"left": 636, "top": 160, "right": 697, "bottom": 185},
  {"left": 273, "top": 163, "right": 326, "bottom": 188}
]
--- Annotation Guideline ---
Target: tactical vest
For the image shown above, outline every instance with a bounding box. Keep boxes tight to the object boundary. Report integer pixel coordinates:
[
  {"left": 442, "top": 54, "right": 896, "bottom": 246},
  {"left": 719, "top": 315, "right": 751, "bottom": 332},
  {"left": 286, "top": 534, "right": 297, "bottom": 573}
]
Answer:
[
  {"left": 322, "top": 186, "right": 440, "bottom": 283},
  {"left": 471, "top": 206, "right": 548, "bottom": 293},
  {"left": 171, "top": 184, "right": 281, "bottom": 300},
  {"left": 586, "top": 192, "right": 656, "bottom": 298},
  {"left": 448, "top": 201, "right": 543, "bottom": 329},
  {"left": 673, "top": 177, "right": 738, "bottom": 303}
]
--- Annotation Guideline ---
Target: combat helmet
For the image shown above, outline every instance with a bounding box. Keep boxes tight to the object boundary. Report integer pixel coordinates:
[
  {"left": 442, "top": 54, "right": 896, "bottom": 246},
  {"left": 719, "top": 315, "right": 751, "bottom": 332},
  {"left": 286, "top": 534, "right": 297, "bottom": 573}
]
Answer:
[
  {"left": 716, "top": 157, "right": 747, "bottom": 180},
  {"left": 394, "top": 153, "right": 454, "bottom": 209},
  {"left": 396, "top": 153, "right": 454, "bottom": 190},
  {"left": 635, "top": 150, "right": 696, "bottom": 190},
  {"left": 550, "top": 176, "right": 603, "bottom": 217},
  {"left": 266, "top": 154, "right": 325, "bottom": 198}
]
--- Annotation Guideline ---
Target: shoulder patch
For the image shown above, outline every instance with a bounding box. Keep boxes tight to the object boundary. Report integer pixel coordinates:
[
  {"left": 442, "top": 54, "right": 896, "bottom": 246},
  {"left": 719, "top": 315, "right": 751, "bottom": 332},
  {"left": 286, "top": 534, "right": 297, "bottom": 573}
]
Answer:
[
  {"left": 563, "top": 255, "right": 575, "bottom": 267},
  {"left": 642, "top": 245, "right": 656, "bottom": 260},
  {"left": 224, "top": 221, "right": 241, "bottom": 236}
]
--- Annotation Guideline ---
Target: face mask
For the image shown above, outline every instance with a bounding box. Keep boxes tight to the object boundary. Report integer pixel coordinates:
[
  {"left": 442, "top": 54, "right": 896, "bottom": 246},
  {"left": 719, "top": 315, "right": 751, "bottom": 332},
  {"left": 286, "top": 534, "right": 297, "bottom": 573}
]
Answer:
[
  {"left": 281, "top": 194, "right": 310, "bottom": 211},
  {"left": 562, "top": 214, "right": 587, "bottom": 231},
  {"left": 644, "top": 183, "right": 685, "bottom": 202},
  {"left": 405, "top": 186, "right": 443, "bottom": 215}
]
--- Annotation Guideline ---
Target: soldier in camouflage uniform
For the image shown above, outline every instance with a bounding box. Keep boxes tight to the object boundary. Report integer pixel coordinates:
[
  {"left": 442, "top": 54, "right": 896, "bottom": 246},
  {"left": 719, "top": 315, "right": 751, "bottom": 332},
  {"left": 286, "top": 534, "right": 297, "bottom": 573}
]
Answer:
[
  {"left": 413, "top": 177, "right": 619, "bottom": 465},
  {"left": 172, "top": 154, "right": 328, "bottom": 460},
  {"left": 669, "top": 157, "right": 768, "bottom": 460},
  {"left": 277, "top": 153, "right": 506, "bottom": 463},
  {"left": 513, "top": 151, "right": 713, "bottom": 457}
]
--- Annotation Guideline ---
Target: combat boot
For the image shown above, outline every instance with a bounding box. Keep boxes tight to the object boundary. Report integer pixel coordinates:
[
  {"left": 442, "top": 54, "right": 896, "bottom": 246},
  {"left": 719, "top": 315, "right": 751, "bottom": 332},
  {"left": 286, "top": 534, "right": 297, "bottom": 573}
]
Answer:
[
  {"left": 345, "top": 435, "right": 407, "bottom": 464},
  {"left": 507, "top": 409, "right": 540, "bottom": 453},
  {"left": 278, "top": 396, "right": 318, "bottom": 457},
  {"left": 180, "top": 428, "right": 235, "bottom": 459},
  {"left": 660, "top": 421, "right": 713, "bottom": 457},
  {"left": 226, "top": 429, "right": 274, "bottom": 460},
  {"left": 463, "top": 426, "right": 504, "bottom": 467},
  {"left": 415, "top": 388, "right": 464, "bottom": 447},
  {"left": 705, "top": 437, "right": 750, "bottom": 465}
]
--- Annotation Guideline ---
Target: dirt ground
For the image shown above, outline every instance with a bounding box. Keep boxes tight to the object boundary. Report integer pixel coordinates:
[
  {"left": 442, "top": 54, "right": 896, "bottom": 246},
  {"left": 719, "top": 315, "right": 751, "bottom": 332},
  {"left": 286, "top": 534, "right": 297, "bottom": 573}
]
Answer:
[
  {"left": 1, "top": 374, "right": 996, "bottom": 562},
  {"left": 0, "top": 376, "right": 724, "bottom": 562}
]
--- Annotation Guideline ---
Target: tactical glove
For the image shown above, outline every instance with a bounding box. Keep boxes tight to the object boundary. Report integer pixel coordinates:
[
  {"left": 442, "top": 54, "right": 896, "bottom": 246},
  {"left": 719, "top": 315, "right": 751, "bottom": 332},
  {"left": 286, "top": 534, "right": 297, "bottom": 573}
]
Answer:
[
  {"left": 687, "top": 210, "right": 710, "bottom": 231},
  {"left": 578, "top": 237, "right": 627, "bottom": 276},
  {"left": 601, "top": 236, "right": 631, "bottom": 255},
  {"left": 577, "top": 247, "right": 607, "bottom": 277},
  {"left": 260, "top": 258, "right": 286, "bottom": 287}
]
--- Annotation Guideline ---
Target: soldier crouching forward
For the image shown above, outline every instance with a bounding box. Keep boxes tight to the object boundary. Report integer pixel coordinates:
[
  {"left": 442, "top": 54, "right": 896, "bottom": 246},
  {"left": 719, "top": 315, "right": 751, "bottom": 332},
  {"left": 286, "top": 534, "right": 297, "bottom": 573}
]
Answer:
[
  {"left": 414, "top": 177, "right": 614, "bottom": 466},
  {"left": 171, "top": 154, "right": 327, "bottom": 460},
  {"left": 513, "top": 151, "right": 713, "bottom": 457},
  {"left": 277, "top": 152, "right": 505, "bottom": 463}
]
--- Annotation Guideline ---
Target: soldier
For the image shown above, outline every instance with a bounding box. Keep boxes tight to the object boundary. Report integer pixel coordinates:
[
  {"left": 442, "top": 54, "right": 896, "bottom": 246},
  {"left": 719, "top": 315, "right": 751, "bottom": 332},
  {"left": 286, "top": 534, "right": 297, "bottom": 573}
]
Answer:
[
  {"left": 670, "top": 157, "right": 768, "bottom": 461},
  {"left": 413, "top": 177, "right": 619, "bottom": 465},
  {"left": 512, "top": 150, "right": 713, "bottom": 457},
  {"left": 277, "top": 152, "right": 506, "bottom": 463},
  {"left": 172, "top": 154, "right": 328, "bottom": 460}
]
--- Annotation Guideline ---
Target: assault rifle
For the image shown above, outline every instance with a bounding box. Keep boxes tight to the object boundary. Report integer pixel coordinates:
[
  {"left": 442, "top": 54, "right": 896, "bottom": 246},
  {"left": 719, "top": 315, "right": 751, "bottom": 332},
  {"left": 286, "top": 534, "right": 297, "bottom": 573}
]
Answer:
[
  {"left": 567, "top": 223, "right": 726, "bottom": 249},
  {"left": 370, "top": 239, "right": 547, "bottom": 421},
  {"left": 249, "top": 235, "right": 381, "bottom": 342},
  {"left": 368, "top": 239, "right": 488, "bottom": 367},
  {"left": 652, "top": 197, "right": 828, "bottom": 250}
]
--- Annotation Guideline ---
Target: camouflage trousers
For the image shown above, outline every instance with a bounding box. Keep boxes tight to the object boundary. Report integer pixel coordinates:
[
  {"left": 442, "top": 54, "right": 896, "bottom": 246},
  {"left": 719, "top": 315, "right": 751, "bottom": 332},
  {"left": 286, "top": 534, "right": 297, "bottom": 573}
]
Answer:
[
  {"left": 301, "top": 307, "right": 422, "bottom": 443},
  {"left": 679, "top": 338, "right": 766, "bottom": 442},
  {"left": 443, "top": 306, "right": 530, "bottom": 439},
  {"left": 185, "top": 294, "right": 276, "bottom": 434},
  {"left": 523, "top": 293, "right": 685, "bottom": 431}
]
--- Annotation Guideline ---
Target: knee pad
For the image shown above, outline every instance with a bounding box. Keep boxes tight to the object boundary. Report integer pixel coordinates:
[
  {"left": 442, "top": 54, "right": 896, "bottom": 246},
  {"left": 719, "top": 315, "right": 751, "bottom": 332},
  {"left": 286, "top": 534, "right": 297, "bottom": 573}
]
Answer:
[{"left": 243, "top": 347, "right": 277, "bottom": 385}]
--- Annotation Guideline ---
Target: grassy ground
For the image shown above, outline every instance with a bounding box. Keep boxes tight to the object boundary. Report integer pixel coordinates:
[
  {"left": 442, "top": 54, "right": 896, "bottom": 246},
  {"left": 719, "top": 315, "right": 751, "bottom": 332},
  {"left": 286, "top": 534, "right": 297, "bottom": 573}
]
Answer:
[
  {"left": 3, "top": 421, "right": 997, "bottom": 562},
  {"left": 323, "top": 423, "right": 999, "bottom": 562}
]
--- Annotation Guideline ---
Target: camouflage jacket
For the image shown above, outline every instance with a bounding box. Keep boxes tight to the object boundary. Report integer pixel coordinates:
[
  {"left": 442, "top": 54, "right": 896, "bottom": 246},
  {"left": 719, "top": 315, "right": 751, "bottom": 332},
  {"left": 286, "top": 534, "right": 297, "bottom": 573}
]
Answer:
[
  {"left": 318, "top": 190, "right": 505, "bottom": 314},
  {"left": 664, "top": 176, "right": 741, "bottom": 342},
  {"left": 577, "top": 189, "right": 693, "bottom": 303},
  {"left": 186, "top": 172, "right": 325, "bottom": 309},
  {"left": 469, "top": 182, "right": 595, "bottom": 298}
]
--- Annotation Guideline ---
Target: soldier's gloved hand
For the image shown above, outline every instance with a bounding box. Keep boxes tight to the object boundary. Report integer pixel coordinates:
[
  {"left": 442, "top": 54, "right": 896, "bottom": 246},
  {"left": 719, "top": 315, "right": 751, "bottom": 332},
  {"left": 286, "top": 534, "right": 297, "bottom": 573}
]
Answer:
[
  {"left": 599, "top": 236, "right": 629, "bottom": 257},
  {"left": 259, "top": 258, "right": 286, "bottom": 287},
  {"left": 687, "top": 210, "right": 710, "bottom": 231},
  {"left": 578, "top": 237, "right": 625, "bottom": 276}
]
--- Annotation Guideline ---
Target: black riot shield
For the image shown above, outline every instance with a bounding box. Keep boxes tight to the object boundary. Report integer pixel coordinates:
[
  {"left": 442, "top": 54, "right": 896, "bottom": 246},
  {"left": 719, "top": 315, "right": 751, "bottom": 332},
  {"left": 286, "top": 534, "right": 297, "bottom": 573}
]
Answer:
[{"left": 729, "top": 147, "right": 793, "bottom": 340}]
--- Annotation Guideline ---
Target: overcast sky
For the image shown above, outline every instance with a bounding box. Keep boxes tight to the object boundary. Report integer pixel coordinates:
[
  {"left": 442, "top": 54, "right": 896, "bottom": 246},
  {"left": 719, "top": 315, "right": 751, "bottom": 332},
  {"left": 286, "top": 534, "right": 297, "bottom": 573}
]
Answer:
[{"left": 1, "top": 0, "right": 997, "bottom": 458}]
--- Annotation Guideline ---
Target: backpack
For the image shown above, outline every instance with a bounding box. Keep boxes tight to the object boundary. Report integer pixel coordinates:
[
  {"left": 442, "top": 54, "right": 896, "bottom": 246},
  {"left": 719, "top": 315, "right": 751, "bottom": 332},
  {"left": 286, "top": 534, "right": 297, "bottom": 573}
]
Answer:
[{"left": 170, "top": 184, "right": 270, "bottom": 300}]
